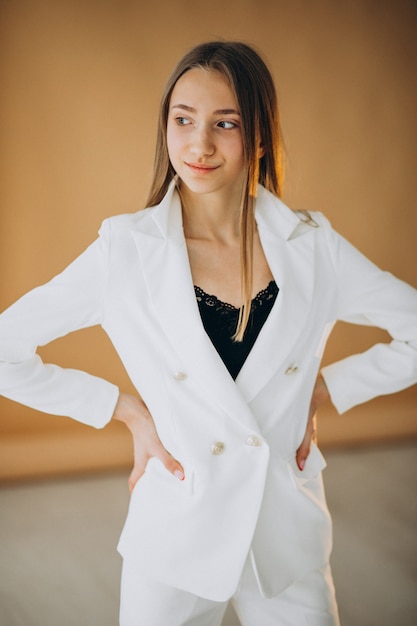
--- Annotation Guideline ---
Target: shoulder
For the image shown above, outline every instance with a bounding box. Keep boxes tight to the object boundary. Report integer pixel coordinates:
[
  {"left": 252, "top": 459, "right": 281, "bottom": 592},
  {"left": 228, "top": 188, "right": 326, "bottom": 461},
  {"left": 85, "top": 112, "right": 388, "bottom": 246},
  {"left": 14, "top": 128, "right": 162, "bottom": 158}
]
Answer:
[
  {"left": 103, "top": 207, "right": 153, "bottom": 227},
  {"left": 257, "top": 186, "right": 337, "bottom": 244},
  {"left": 97, "top": 181, "right": 178, "bottom": 240},
  {"left": 97, "top": 207, "right": 154, "bottom": 238}
]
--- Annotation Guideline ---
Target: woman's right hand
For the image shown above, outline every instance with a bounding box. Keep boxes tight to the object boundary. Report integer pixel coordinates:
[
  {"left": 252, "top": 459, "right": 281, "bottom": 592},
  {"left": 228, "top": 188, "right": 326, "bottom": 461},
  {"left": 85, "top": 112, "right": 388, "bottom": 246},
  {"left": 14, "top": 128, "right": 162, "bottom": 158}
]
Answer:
[{"left": 112, "top": 392, "right": 185, "bottom": 493}]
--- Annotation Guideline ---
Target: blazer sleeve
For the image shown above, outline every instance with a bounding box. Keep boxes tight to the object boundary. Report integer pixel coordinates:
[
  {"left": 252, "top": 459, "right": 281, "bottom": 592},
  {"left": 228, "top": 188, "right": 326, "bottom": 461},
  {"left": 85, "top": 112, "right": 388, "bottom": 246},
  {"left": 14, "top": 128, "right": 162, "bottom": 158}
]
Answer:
[
  {"left": 318, "top": 215, "right": 417, "bottom": 414},
  {"left": 0, "top": 219, "right": 119, "bottom": 428}
]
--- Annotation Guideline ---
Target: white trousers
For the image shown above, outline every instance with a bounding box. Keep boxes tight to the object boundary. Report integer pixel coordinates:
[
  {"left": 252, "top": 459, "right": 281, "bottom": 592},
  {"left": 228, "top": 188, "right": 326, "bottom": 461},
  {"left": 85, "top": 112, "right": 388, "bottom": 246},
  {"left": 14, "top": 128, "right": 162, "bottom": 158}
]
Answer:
[{"left": 119, "top": 556, "right": 340, "bottom": 626}]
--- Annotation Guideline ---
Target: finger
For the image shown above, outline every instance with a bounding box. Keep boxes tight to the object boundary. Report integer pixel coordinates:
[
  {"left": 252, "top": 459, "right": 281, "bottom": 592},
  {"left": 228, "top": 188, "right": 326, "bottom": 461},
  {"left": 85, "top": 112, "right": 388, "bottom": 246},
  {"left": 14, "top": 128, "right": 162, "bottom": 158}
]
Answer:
[
  {"left": 296, "top": 436, "right": 311, "bottom": 471},
  {"left": 311, "top": 412, "right": 318, "bottom": 444},
  {"left": 157, "top": 448, "right": 185, "bottom": 481},
  {"left": 296, "top": 413, "right": 317, "bottom": 471}
]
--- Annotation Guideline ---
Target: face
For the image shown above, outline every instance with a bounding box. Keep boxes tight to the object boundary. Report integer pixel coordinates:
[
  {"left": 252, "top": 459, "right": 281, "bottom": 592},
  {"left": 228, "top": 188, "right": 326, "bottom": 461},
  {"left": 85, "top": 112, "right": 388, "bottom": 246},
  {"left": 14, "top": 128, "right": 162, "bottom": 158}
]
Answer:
[{"left": 166, "top": 68, "right": 245, "bottom": 204}]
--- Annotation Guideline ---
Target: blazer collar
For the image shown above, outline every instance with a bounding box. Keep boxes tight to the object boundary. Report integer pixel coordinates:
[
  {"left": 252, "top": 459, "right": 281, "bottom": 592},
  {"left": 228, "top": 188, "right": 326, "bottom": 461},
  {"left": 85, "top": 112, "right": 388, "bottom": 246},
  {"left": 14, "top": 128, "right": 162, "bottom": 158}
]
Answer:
[
  {"left": 236, "top": 191, "right": 317, "bottom": 404},
  {"left": 130, "top": 181, "right": 316, "bottom": 429},
  {"left": 254, "top": 184, "right": 301, "bottom": 241},
  {"left": 139, "top": 180, "right": 303, "bottom": 243},
  {"left": 134, "top": 179, "right": 183, "bottom": 245}
]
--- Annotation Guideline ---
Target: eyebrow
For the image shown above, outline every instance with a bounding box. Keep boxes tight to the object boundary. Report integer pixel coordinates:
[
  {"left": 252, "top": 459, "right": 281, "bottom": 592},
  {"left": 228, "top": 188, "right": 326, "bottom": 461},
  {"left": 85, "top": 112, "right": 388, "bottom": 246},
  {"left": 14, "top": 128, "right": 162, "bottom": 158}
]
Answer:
[{"left": 171, "top": 104, "right": 240, "bottom": 116}]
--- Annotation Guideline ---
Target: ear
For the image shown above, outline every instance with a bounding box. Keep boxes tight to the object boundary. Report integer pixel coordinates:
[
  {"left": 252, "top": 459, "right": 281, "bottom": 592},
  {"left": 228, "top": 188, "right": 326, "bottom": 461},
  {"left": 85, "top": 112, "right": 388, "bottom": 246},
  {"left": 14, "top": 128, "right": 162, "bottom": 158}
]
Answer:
[{"left": 258, "top": 143, "right": 266, "bottom": 158}]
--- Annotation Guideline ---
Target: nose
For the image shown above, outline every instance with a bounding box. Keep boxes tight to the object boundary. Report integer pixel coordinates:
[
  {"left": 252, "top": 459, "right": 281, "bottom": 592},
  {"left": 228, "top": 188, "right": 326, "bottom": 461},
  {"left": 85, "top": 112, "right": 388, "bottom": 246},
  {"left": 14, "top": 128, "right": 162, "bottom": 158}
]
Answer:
[{"left": 189, "top": 124, "right": 215, "bottom": 158}]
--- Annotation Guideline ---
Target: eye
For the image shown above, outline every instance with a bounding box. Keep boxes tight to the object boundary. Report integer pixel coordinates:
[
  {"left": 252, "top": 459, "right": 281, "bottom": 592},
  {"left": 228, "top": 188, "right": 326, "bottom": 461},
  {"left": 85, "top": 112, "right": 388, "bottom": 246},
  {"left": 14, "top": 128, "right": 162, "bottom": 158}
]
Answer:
[
  {"left": 217, "top": 120, "right": 238, "bottom": 130},
  {"left": 175, "top": 116, "right": 192, "bottom": 126}
]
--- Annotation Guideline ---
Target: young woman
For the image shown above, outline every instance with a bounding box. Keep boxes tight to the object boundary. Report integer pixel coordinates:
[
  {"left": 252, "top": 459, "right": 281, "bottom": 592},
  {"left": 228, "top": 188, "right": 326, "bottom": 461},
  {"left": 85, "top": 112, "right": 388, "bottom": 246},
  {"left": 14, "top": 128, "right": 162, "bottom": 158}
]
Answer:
[{"left": 1, "top": 41, "right": 416, "bottom": 626}]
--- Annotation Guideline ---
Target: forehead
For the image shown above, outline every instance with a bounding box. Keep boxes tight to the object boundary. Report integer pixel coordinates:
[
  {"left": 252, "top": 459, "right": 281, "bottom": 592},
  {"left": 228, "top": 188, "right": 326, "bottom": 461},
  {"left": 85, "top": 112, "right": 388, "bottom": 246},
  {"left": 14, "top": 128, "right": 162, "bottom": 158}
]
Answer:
[{"left": 170, "top": 68, "right": 238, "bottom": 109}]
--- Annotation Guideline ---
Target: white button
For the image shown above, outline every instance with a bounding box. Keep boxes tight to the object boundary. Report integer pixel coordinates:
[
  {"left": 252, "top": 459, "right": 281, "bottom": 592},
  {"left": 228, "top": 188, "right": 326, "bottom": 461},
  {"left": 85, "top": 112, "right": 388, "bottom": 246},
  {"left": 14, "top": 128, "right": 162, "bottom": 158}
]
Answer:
[
  {"left": 173, "top": 371, "right": 187, "bottom": 381},
  {"left": 246, "top": 435, "right": 263, "bottom": 447},
  {"left": 211, "top": 442, "right": 225, "bottom": 455},
  {"left": 285, "top": 365, "right": 298, "bottom": 375}
]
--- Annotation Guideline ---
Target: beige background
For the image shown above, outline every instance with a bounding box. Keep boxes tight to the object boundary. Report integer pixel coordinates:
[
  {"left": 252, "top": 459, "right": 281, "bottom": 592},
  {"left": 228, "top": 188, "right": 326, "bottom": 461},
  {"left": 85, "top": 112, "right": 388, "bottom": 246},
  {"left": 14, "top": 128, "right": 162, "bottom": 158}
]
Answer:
[{"left": 1, "top": 0, "right": 416, "bottom": 479}]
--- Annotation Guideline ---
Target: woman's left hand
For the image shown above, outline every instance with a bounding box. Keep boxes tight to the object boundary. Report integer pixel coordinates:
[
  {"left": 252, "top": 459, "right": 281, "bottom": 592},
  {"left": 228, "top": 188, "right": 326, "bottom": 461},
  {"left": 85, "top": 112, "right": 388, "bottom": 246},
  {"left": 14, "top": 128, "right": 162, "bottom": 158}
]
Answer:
[{"left": 296, "top": 374, "right": 330, "bottom": 471}]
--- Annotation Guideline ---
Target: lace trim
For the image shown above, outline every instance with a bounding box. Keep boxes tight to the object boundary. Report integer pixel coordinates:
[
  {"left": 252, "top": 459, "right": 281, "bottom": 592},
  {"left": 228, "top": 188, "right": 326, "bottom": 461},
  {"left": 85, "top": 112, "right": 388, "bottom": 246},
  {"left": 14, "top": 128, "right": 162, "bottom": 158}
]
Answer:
[{"left": 194, "top": 280, "right": 278, "bottom": 313}]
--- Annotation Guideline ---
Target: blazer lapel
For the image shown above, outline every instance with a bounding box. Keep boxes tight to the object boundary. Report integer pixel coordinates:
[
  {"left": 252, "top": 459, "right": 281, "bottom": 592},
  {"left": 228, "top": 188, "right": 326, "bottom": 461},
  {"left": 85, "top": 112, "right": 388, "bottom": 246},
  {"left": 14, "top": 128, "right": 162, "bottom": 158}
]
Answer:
[
  {"left": 130, "top": 182, "right": 262, "bottom": 433},
  {"left": 235, "top": 187, "right": 317, "bottom": 403}
]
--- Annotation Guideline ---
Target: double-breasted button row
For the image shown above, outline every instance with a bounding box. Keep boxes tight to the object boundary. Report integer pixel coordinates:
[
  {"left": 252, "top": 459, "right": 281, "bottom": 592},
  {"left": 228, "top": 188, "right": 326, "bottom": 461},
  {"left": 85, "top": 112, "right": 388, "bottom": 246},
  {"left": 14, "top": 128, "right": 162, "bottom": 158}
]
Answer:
[
  {"left": 210, "top": 442, "right": 225, "bottom": 455},
  {"left": 175, "top": 365, "right": 297, "bottom": 380},
  {"left": 172, "top": 371, "right": 187, "bottom": 381},
  {"left": 210, "top": 435, "right": 263, "bottom": 455},
  {"left": 245, "top": 434, "right": 263, "bottom": 447}
]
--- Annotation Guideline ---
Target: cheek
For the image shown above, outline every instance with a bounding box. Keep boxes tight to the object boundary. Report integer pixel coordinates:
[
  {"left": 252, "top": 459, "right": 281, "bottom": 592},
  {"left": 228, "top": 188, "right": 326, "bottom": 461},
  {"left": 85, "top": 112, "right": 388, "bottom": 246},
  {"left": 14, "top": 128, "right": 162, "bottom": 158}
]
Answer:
[
  {"left": 229, "top": 140, "right": 245, "bottom": 167},
  {"left": 166, "top": 126, "right": 174, "bottom": 156},
  {"left": 224, "top": 133, "right": 244, "bottom": 158},
  {"left": 166, "top": 128, "right": 182, "bottom": 166}
]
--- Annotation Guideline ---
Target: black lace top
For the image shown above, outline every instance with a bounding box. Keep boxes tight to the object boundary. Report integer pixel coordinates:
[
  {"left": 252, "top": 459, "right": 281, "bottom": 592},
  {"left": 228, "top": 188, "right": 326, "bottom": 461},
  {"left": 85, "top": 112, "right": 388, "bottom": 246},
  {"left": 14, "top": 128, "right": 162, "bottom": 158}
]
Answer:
[{"left": 194, "top": 280, "right": 279, "bottom": 380}]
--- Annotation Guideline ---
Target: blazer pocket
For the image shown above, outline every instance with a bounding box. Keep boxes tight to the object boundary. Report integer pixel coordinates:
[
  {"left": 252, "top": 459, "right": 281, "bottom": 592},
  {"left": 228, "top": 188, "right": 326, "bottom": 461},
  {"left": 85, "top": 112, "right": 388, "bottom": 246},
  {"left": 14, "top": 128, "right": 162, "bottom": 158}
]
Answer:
[{"left": 287, "top": 442, "right": 327, "bottom": 488}]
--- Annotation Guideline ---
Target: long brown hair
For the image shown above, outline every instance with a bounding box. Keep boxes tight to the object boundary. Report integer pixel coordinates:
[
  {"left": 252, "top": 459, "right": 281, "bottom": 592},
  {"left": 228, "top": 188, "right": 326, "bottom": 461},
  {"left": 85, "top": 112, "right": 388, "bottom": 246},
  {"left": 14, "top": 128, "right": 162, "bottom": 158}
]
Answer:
[{"left": 146, "top": 41, "right": 285, "bottom": 340}]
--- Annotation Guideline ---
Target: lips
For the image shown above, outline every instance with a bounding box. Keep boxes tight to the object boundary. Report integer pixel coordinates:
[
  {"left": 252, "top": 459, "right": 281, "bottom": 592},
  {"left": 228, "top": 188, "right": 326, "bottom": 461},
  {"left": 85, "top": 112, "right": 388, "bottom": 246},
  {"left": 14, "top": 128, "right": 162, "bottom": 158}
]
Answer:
[{"left": 185, "top": 162, "right": 220, "bottom": 174}]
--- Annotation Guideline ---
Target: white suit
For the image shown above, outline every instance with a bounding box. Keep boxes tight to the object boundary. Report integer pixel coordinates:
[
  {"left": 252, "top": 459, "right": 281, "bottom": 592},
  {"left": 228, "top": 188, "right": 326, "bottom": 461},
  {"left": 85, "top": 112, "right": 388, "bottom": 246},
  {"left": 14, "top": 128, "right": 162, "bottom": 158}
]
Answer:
[{"left": 1, "top": 182, "right": 416, "bottom": 602}]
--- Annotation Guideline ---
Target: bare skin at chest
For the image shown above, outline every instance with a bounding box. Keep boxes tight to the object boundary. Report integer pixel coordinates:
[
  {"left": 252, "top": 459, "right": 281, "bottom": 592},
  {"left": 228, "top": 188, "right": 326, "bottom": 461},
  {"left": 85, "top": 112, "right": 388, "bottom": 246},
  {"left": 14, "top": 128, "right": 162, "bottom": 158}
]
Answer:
[{"left": 185, "top": 228, "right": 274, "bottom": 308}]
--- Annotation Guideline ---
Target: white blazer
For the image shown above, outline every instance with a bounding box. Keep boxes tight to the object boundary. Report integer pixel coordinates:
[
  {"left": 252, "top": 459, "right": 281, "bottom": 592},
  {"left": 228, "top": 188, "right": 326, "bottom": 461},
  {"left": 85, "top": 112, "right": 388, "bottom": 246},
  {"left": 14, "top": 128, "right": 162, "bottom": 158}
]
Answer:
[{"left": 1, "top": 182, "right": 417, "bottom": 601}]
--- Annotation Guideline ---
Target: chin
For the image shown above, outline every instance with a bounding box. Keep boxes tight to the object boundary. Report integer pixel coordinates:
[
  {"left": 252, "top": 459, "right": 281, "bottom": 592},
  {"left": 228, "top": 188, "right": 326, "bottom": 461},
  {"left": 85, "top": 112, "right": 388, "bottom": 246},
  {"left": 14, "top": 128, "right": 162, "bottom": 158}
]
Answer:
[{"left": 178, "top": 178, "right": 220, "bottom": 196}]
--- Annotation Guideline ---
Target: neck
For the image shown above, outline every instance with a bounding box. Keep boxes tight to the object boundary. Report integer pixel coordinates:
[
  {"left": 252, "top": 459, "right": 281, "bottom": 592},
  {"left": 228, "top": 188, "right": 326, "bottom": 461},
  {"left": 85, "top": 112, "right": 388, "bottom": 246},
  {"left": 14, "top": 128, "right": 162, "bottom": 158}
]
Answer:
[{"left": 179, "top": 186, "right": 243, "bottom": 242}]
